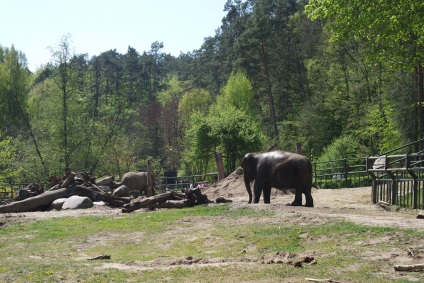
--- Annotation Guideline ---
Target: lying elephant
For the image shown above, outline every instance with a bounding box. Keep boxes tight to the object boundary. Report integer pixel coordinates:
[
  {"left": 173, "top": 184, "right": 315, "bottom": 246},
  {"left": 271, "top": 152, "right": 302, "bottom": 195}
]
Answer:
[
  {"left": 120, "top": 171, "right": 156, "bottom": 196},
  {"left": 241, "top": 150, "right": 313, "bottom": 207}
]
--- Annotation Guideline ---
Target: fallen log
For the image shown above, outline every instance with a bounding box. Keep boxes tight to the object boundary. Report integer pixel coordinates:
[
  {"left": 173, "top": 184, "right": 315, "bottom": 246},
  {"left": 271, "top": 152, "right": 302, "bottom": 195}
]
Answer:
[
  {"left": 156, "top": 199, "right": 196, "bottom": 209},
  {"left": 122, "top": 188, "right": 212, "bottom": 213},
  {"left": 122, "top": 191, "right": 183, "bottom": 213},
  {"left": 394, "top": 263, "right": 424, "bottom": 271},
  {"left": 0, "top": 187, "right": 74, "bottom": 213},
  {"left": 88, "top": 254, "right": 111, "bottom": 260},
  {"left": 74, "top": 185, "right": 130, "bottom": 207},
  {"left": 305, "top": 279, "right": 340, "bottom": 283}
]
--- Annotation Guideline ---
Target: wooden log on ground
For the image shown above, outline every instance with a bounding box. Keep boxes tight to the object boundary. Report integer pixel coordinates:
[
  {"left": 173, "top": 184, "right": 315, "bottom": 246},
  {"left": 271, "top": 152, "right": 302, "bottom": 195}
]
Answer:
[
  {"left": 394, "top": 263, "right": 424, "bottom": 271},
  {"left": 74, "top": 185, "right": 129, "bottom": 207},
  {"left": 95, "top": 176, "right": 115, "bottom": 186},
  {"left": 156, "top": 199, "right": 196, "bottom": 209},
  {"left": 122, "top": 191, "right": 184, "bottom": 213},
  {"left": 0, "top": 187, "right": 74, "bottom": 213}
]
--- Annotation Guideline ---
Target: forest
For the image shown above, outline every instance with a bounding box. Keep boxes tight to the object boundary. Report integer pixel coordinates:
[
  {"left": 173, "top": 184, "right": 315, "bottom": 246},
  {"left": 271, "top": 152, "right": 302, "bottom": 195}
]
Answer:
[{"left": 0, "top": 0, "right": 423, "bottom": 184}]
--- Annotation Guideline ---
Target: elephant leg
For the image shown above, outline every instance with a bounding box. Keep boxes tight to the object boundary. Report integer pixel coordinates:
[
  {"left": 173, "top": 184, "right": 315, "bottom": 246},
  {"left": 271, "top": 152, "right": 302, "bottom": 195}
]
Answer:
[
  {"left": 304, "top": 190, "right": 314, "bottom": 207},
  {"left": 253, "top": 181, "right": 262, "bottom": 203},
  {"left": 290, "top": 190, "right": 303, "bottom": 206},
  {"left": 263, "top": 185, "right": 271, "bottom": 204}
]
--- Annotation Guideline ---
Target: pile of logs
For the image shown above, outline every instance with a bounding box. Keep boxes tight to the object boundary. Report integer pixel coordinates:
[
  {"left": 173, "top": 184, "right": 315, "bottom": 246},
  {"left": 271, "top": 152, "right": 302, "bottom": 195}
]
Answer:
[
  {"left": 0, "top": 172, "right": 218, "bottom": 214},
  {"left": 122, "top": 188, "right": 211, "bottom": 213}
]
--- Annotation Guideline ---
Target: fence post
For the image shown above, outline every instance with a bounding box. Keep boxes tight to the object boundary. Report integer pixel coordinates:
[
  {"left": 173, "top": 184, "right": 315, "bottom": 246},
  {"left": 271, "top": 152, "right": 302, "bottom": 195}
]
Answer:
[
  {"left": 296, "top": 143, "right": 302, "bottom": 154},
  {"left": 343, "top": 158, "right": 348, "bottom": 188},
  {"left": 366, "top": 157, "right": 378, "bottom": 203},
  {"left": 406, "top": 154, "right": 419, "bottom": 209}
]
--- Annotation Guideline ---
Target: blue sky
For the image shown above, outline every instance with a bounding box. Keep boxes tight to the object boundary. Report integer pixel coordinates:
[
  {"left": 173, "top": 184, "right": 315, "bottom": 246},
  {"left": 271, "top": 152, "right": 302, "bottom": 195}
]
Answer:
[{"left": 0, "top": 0, "right": 227, "bottom": 72}]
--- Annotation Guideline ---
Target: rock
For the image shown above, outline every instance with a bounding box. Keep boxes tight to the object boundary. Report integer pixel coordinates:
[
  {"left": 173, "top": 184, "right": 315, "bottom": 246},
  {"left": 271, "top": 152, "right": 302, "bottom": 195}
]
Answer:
[
  {"left": 112, "top": 185, "right": 129, "bottom": 197},
  {"left": 93, "top": 201, "right": 106, "bottom": 206},
  {"left": 96, "top": 176, "right": 114, "bottom": 186},
  {"left": 49, "top": 198, "right": 68, "bottom": 210},
  {"left": 417, "top": 211, "right": 424, "bottom": 219},
  {"left": 62, "top": 196, "right": 93, "bottom": 210}
]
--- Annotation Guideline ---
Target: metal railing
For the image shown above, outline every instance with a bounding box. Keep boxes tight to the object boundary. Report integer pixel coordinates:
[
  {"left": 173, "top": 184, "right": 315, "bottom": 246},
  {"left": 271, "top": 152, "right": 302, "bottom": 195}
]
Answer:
[
  {"left": 313, "top": 157, "right": 372, "bottom": 189},
  {"left": 155, "top": 172, "right": 219, "bottom": 193}
]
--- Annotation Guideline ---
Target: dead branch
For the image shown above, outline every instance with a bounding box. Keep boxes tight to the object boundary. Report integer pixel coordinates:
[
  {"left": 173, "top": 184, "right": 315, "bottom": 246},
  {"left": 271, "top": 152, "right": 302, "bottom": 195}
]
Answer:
[
  {"left": 305, "top": 279, "right": 340, "bottom": 283},
  {"left": 394, "top": 263, "right": 424, "bottom": 271},
  {"left": 88, "top": 254, "right": 111, "bottom": 260},
  {"left": 74, "top": 185, "right": 129, "bottom": 207},
  {"left": 122, "top": 188, "right": 211, "bottom": 213}
]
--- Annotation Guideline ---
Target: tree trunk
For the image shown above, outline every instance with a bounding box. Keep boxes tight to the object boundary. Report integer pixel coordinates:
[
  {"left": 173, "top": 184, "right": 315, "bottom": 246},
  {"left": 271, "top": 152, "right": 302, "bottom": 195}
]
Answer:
[
  {"left": 122, "top": 191, "right": 183, "bottom": 213},
  {"left": 0, "top": 187, "right": 74, "bottom": 213},
  {"left": 74, "top": 185, "right": 129, "bottom": 207},
  {"left": 214, "top": 151, "right": 225, "bottom": 181},
  {"left": 259, "top": 40, "right": 278, "bottom": 139}
]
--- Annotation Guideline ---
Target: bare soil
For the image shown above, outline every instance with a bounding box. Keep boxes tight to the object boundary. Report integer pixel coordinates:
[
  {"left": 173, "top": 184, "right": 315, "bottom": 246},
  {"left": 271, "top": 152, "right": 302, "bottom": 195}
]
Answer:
[
  {"left": 1, "top": 169, "right": 424, "bottom": 282},
  {"left": 1, "top": 169, "right": 423, "bottom": 231}
]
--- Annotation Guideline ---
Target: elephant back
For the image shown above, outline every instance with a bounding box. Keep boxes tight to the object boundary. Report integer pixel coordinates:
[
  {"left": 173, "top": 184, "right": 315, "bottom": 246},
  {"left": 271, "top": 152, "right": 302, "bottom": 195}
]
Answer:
[{"left": 121, "top": 171, "right": 148, "bottom": 192}]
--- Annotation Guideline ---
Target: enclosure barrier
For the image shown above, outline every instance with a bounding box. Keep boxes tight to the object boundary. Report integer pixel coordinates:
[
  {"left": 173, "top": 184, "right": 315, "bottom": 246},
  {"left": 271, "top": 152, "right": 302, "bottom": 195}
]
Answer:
[
  {"left": 155, "top": 172, "right": 219, "bottom": 193},
  {"left": 312, "top": 157, "right": 371, "bottom": 189},
  {"left": 367, "top": 153, "right": 424, "bottom": 209}
]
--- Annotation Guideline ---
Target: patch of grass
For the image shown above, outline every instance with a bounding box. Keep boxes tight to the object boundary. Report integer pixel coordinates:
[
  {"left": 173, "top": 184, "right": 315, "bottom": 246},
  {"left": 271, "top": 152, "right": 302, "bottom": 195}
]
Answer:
[{"left": 1, "top": 205, "right": 424, "bottom": 282}]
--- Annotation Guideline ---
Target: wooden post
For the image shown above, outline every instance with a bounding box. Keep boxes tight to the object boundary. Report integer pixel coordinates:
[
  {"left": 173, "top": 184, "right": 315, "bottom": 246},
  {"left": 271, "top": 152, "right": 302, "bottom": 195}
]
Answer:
[
  {"left": 214, "top": 151, "right": 225, "bottom": 181},
  {"left": 296, "top": 143, "right": 302, "bottom": 155},
  {"left": 146, "top": 160, "right": 153, "bottom": 197}
]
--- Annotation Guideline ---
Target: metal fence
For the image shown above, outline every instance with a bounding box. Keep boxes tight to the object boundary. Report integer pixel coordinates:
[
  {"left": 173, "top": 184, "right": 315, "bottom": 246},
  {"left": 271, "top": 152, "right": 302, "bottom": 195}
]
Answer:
[
  {"left": 313, "top": 157, "right": 372, "bottom": 189},
  {"left": 156, "top": 172, "right": 219, "bottom": 193},
  {"left": 0, "top": 183, "right": 31, "bottom": 201}
]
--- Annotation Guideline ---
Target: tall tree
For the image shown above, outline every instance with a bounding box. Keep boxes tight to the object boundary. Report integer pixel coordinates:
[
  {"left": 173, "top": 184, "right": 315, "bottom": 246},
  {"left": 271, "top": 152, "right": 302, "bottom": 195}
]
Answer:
[
  {"left": 50, "top": 35, "right": 74, "bottom": 168},
  {"left": 305, "top": 0, "right": 424, "bottom": 142}
]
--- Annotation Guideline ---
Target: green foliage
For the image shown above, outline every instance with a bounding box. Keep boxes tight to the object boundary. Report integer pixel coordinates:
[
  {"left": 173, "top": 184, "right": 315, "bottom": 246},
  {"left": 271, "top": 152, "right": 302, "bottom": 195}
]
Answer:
[
  {"left": 0, "top": 136, "right": 23, "bottom": 183},
  {"left": 178, "top": 87, "right": 212, "bottom": 129},
  {"left": 208, "top": 104, "right": 265, "bottom": 171},
  {"left": 317, "top": 135, "right": 364, "bottom": 165},
  {"left": 305, "top": 0, "right": 424, "bottom": 69},
  {"left": 1, "top": 0, "right": 423, "bottom": 184},
  {"left": 180, "top": 113, "right": 217, "bottom": 175},
  {"left": 0, "top": 45, "right": 30, "bottom": 134},
  {"left": 362, "top": 102, "right": 402, "bottom": 154},
  {"left": 219, "top": 70, "right": 256, "bottom": 115}
]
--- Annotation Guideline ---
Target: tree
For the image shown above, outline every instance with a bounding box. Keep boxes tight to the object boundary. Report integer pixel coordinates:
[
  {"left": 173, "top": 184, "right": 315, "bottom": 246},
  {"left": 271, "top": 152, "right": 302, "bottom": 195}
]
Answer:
[
  {"left": 208, "top": 104, "right": 265, "bottom": 172},
  {"left": 305, "top": 0, "right": 424, "bottom": 142},
  {"left": 220, "top": 70, "right": 256, "bottom": 115},
  {"left": 0, "top": 45, "right": 30, "bottom": 134},
  {"left": 50, "top": 34, "right": 75, "bottom": 168},
  {"left": 178, "top": 87, "right": 212, "bottom": 129}
]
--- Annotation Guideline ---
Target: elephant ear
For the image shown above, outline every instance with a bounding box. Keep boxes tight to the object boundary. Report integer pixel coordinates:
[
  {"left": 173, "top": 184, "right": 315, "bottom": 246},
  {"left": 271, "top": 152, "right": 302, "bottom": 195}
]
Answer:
[{"left": 241, "top": 153, "right": 255, "bottom": 177}]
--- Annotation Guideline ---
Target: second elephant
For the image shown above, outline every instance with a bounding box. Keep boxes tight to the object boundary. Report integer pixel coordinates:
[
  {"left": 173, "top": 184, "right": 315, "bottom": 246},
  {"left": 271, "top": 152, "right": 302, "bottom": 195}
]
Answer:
[{"left": 120, "top": 171, "right": 156, "bottom": 197}]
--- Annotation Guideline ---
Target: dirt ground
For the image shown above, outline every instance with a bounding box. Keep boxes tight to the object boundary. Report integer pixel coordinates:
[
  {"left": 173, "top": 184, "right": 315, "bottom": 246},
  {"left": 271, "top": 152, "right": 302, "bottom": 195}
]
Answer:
[
  {"left": 2, "top": 169, "right": 424, "bottom": 281},
  {"left": 1, "top": 168, "right": 423, "bottom": 230}
]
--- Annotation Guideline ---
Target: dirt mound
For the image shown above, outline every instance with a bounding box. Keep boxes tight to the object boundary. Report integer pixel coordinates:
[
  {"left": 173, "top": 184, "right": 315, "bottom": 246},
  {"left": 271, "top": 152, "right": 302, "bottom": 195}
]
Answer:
[{"left": 203, "top": 167, "right": 291, "bottom": 202}]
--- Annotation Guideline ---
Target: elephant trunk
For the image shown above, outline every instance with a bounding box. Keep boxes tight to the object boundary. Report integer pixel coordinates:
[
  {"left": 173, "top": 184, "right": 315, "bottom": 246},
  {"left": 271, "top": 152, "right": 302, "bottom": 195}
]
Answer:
[{"left": 244, "top": 173, "right": 252, "bottom": 204}]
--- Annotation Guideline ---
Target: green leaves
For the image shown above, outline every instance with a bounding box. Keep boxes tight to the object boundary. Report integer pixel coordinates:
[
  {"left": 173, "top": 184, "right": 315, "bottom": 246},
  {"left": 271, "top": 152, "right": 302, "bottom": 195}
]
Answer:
[{"left": 305, "top": 0, "right": 424, "bottom": 69}]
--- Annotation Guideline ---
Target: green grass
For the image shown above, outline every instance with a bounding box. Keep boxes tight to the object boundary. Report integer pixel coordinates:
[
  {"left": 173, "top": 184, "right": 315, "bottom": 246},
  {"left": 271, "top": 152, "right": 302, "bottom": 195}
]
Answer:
[{"left": 1, "top": 205, "right": 423, "bottom": 282}]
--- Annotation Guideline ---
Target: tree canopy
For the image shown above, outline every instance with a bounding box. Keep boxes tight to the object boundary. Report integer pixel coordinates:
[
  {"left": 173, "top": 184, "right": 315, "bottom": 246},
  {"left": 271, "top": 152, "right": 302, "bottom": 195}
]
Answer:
[{"left": 0, "top": 0, "right": 422, "bottom": 183}]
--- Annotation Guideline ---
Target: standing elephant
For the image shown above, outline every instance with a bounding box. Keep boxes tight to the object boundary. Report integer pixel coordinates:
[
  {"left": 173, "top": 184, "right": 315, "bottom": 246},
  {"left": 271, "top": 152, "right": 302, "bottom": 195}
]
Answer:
[
  {"left": 240, "top": 150, "right": 313, "bottom": 207},
  {"left": 120, "top": 172, "right": 155, "bottom": 196}
]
